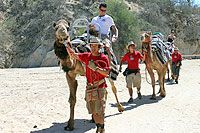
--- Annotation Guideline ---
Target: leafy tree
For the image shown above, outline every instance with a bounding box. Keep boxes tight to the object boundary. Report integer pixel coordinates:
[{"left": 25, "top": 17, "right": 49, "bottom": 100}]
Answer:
[
  {"left": 0, "top": 26, "right": 14, "bottom": 68},
  {"left": 106, "top": 0, "right": 141, "bottom": 57}
]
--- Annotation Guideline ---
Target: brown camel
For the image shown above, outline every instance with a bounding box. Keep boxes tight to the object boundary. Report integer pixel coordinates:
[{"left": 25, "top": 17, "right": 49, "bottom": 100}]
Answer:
[
  {"left": 53, "top": 19, "right": 124, "bottom": 131},
  {"left": 141, "top": 31, "right": 168, "bottom": 99}
]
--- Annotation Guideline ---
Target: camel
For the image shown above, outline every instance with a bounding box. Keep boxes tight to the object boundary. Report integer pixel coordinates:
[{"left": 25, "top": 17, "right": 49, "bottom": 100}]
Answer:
[
  {"left": 141, "top": 31, "right": 168, "bottom": 99},
  {"left": 53, "top": 19, "right": 124, "bottom": 131}
]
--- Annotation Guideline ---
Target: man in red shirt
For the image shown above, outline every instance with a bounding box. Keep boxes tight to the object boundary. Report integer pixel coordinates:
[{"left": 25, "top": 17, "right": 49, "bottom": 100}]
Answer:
[
  {"left": 66, "top": 36, "right": 110, "bottom": 133},
  {"left": 119, "top": 41, "right": 145, "bottom": 103},
  {"left": 172, "top": 47, "right": 182, "bottom": 84}
]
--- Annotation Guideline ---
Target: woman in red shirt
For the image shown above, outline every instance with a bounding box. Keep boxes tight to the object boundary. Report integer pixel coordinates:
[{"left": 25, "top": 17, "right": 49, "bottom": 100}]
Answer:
[
  {"left": 119, "top": 41, "right": 145, "bottom": 103},
  {"left": 172, "top": 47, "right": 182, "bottom": 84}
]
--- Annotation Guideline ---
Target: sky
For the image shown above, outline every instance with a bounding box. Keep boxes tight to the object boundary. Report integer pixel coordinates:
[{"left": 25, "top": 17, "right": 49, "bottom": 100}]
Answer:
[{"left": 194, "top": 0, "right": 200, "bottom": 6}]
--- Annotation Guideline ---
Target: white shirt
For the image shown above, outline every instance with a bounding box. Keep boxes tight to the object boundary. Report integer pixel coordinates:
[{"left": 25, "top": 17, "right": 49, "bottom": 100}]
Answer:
[{"left": 91, "top": 14, "right": 115, "bottom": 35}]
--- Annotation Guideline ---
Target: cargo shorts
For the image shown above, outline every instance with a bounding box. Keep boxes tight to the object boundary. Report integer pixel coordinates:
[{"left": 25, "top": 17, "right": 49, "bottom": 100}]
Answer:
[
  {"left": 126, "top": 72, "right": 141, "bottom": 88},
  {"left": 85, "top": 88, "right": 107, "bottom": 115}
]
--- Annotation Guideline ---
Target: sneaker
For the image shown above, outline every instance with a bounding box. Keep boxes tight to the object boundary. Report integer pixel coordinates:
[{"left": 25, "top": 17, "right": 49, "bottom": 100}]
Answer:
[
  {"left": 128, "top": 97, "right": 133, "bottom": 103},
  {"left": 137, "top": 92, "right": 142, "bottom": 99},
  {"left": 175, "top": 80, "right": 178, "bottom": 84}
]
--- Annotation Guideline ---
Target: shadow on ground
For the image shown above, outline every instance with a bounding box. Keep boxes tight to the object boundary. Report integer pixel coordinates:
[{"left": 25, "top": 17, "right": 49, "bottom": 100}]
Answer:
[
  {"left": 31, "top": 119, "right": 96, "bottom": 133},
  {"left": 110, "top": 95, "right": 163, "bottom": 112}
]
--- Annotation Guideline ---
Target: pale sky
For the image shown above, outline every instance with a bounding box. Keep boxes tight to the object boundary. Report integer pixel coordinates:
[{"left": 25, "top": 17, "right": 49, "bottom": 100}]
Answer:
[{"left": 194, "top": 0, "right": 200, "bottom": 6}]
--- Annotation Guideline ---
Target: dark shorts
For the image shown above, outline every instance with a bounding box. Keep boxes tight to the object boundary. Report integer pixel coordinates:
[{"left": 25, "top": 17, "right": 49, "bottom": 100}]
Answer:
[{"left": 172, "top": 63, "right": 180, "bottom": 76}]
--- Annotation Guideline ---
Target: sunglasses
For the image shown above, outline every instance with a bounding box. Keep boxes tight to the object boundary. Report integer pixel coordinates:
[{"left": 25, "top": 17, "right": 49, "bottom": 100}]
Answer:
[{"left": 100, "top": 9, "right": 106, "bottom": 12}]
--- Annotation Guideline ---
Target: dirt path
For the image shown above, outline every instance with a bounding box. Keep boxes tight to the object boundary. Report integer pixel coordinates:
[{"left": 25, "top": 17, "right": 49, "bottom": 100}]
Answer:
[{"left": 0, "top": 59, "right": 200, "bottom": 133}]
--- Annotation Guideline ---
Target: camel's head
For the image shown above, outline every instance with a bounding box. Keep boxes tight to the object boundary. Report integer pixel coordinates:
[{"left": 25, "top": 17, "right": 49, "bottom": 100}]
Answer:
[
  {"left": 141, "top": 31, "right": 152, "bottom": 54},
  {"left": 141, "top": 31, "right": 152, "bottom": 44},
  {"left": 53, "top": 19, "right": 70, "bottom": 44}
]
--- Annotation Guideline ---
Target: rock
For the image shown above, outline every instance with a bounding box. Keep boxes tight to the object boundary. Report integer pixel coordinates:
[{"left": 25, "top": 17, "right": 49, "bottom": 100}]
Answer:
[
  {"left": 20, "top": 45, "right": 47, "bottom": 68},
  {"left": 41, "top": 50, "right": 58, "bottom": 67}
]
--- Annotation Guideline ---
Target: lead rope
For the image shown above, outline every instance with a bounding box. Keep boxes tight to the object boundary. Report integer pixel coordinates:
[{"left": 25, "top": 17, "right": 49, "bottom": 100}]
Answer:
[{"left": 145, "top": 67, "right": 152, "bottom": 85}]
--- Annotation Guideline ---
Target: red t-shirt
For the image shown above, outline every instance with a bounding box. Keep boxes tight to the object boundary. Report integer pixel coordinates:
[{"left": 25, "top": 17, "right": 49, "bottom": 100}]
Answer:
[
  {"left": 172, "top": 52, "right": 182, "bottom": 63},
  {"left": 78, "top": 52, "right": 110, "bottom": 88},
  {"left": 121, "top": 51, "right": 143, "bottom": 69}
]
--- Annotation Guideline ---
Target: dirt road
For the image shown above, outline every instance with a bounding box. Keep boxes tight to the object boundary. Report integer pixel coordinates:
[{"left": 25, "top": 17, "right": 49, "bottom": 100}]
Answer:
[{"left": 0, "top": 59, "right": 200, "bottom": 133}]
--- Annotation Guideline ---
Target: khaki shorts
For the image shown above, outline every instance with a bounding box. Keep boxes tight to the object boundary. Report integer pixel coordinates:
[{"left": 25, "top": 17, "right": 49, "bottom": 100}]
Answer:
[
  {"left": 126, "top": 72, "right": 141, "bottom": 88},
  {"left": 85, "top": 88, "right": 107, "bottom": 115}
]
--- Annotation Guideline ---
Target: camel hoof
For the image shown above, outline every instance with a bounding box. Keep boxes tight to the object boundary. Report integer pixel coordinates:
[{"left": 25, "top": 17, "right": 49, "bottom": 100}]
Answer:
[
  {"left": 160, "top": 93, "right": 166, "bottom": 98},
  {"left": 64, "top": 125, "right": 74, "bottom": 131},
  {"left": 137, "top": 92, "right": 142, "bottom": 99},
  {"left": 150, "top": 94, "right": 156, "bottom": 100},
  {"left": 117, "top": 103, "right": 125, "bottom": 112}
]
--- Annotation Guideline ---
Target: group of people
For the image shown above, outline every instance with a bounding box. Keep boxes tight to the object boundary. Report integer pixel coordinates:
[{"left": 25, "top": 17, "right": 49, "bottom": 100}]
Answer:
[
  {"left": 167, "top": 30, "right": 182, "bottom": 83},
  {"left": 67, "top": 3, "right": 182, "bottom": 133}
]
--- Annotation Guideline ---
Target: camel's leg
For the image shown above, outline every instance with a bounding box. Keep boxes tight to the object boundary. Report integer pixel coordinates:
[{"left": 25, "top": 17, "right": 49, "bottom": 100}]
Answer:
[
  {"left": 159, "top": 72, "right": 166, "bottom": 97},
  {"left": 169, "top": 60, "right": 173, "bottom": 78},
  {"left": 162, "top": 67, "right": 167, "bottom": 96},
  {"left": 146, "top": 67, "right": 156, "bottom": 100},
  {"left": 157, "top": 64, "right": 168, "bottom": 97},
  {"left": 108, "top": 78, "right": 124, "bottom": 112},
  {"left": 167, "top": 67, "right": 170, "bottom": 81},
  {"left": 64, "top": 72, "right": 77, "bottom": 131}
]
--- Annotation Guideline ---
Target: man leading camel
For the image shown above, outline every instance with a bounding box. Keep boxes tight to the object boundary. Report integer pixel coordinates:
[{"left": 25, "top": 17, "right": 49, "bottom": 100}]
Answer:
[
  {"left": 119, "top": 41, "right": 145, "bottom": 103},
  {"left": 172, "top": 47, "right": 182, "bottom": 84},
  {"left": 66, "top": 36, "right": 110, "bottom": 133}
]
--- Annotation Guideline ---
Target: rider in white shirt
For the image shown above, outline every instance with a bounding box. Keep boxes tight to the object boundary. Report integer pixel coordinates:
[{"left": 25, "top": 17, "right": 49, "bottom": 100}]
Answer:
[{"left": 91, "top": 3, "right": 118, "bottom": 42}]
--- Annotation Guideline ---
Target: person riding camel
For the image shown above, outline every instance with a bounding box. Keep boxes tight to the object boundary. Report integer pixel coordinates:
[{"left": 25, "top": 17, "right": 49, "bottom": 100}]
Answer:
[
  {"left": 66, "top": 36, "right": 110, "bottom": 133},
  {"left": 90, "top": 3, "right": 119, "bottom": 81},
  {"left": 119, "top": 41, "right": 145, "bottom": 103},
  {"left": 167, "top": 29, "right": 176, "bottom": 43},
  {"left": 171, "top": 47, "right": 182, "bottom": 84},
  {"left": 91, "top": 3, "right": 118, "bottom": 42}
]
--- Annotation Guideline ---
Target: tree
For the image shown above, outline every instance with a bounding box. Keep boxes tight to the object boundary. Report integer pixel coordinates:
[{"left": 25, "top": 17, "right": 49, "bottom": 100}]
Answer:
[
  {"left": 106, "top": 0, "right": 141, "bottom": 57},
  {"left": 0, "top": 26, "right": 14, "bottom": 68}
]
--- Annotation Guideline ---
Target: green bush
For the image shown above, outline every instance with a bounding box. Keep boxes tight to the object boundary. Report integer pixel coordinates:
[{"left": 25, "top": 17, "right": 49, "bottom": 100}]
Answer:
[{"left": 106, "top": 0, "right": 141, "bottom": 57}]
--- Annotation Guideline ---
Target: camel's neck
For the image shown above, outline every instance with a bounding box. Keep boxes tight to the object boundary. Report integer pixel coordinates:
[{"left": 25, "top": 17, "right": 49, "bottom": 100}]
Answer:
[{"left": 143, "top": 43, "right": 153, "bottom": 64}]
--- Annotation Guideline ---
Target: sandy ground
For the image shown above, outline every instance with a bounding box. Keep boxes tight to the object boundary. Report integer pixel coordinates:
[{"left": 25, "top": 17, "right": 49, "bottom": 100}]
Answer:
[{"left": 0, "top": 59, "right": 200, "bottom": 133}]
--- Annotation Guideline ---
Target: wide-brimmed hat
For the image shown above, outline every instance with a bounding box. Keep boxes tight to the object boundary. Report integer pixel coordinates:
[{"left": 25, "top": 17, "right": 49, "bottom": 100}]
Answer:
[
  {"left": 126, "top": 41, "right": 136, "bottom": 49},
  {"left": 174, "top": 47, "right": 179, "bottom": 51},
  {"left": 89, "top": 36, "right": 103, "bottom": 45}
]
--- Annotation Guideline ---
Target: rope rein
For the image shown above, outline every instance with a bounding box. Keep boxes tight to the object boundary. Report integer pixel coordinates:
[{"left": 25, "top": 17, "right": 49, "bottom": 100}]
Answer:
[{"left": 145, "top": 67, "right": 152, "bottom": 85}]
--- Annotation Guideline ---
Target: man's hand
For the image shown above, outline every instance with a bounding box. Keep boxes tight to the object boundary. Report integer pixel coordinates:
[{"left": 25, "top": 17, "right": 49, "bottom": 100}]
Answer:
[
  {"left": 176, "top": 61, "right": 181, "bottom": 67},
  {"left": 88, "top": 60, "right": 98, "bottom": 71},
  {"left": 112, "top": 36, "right": 117, "bottom": 43}
]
